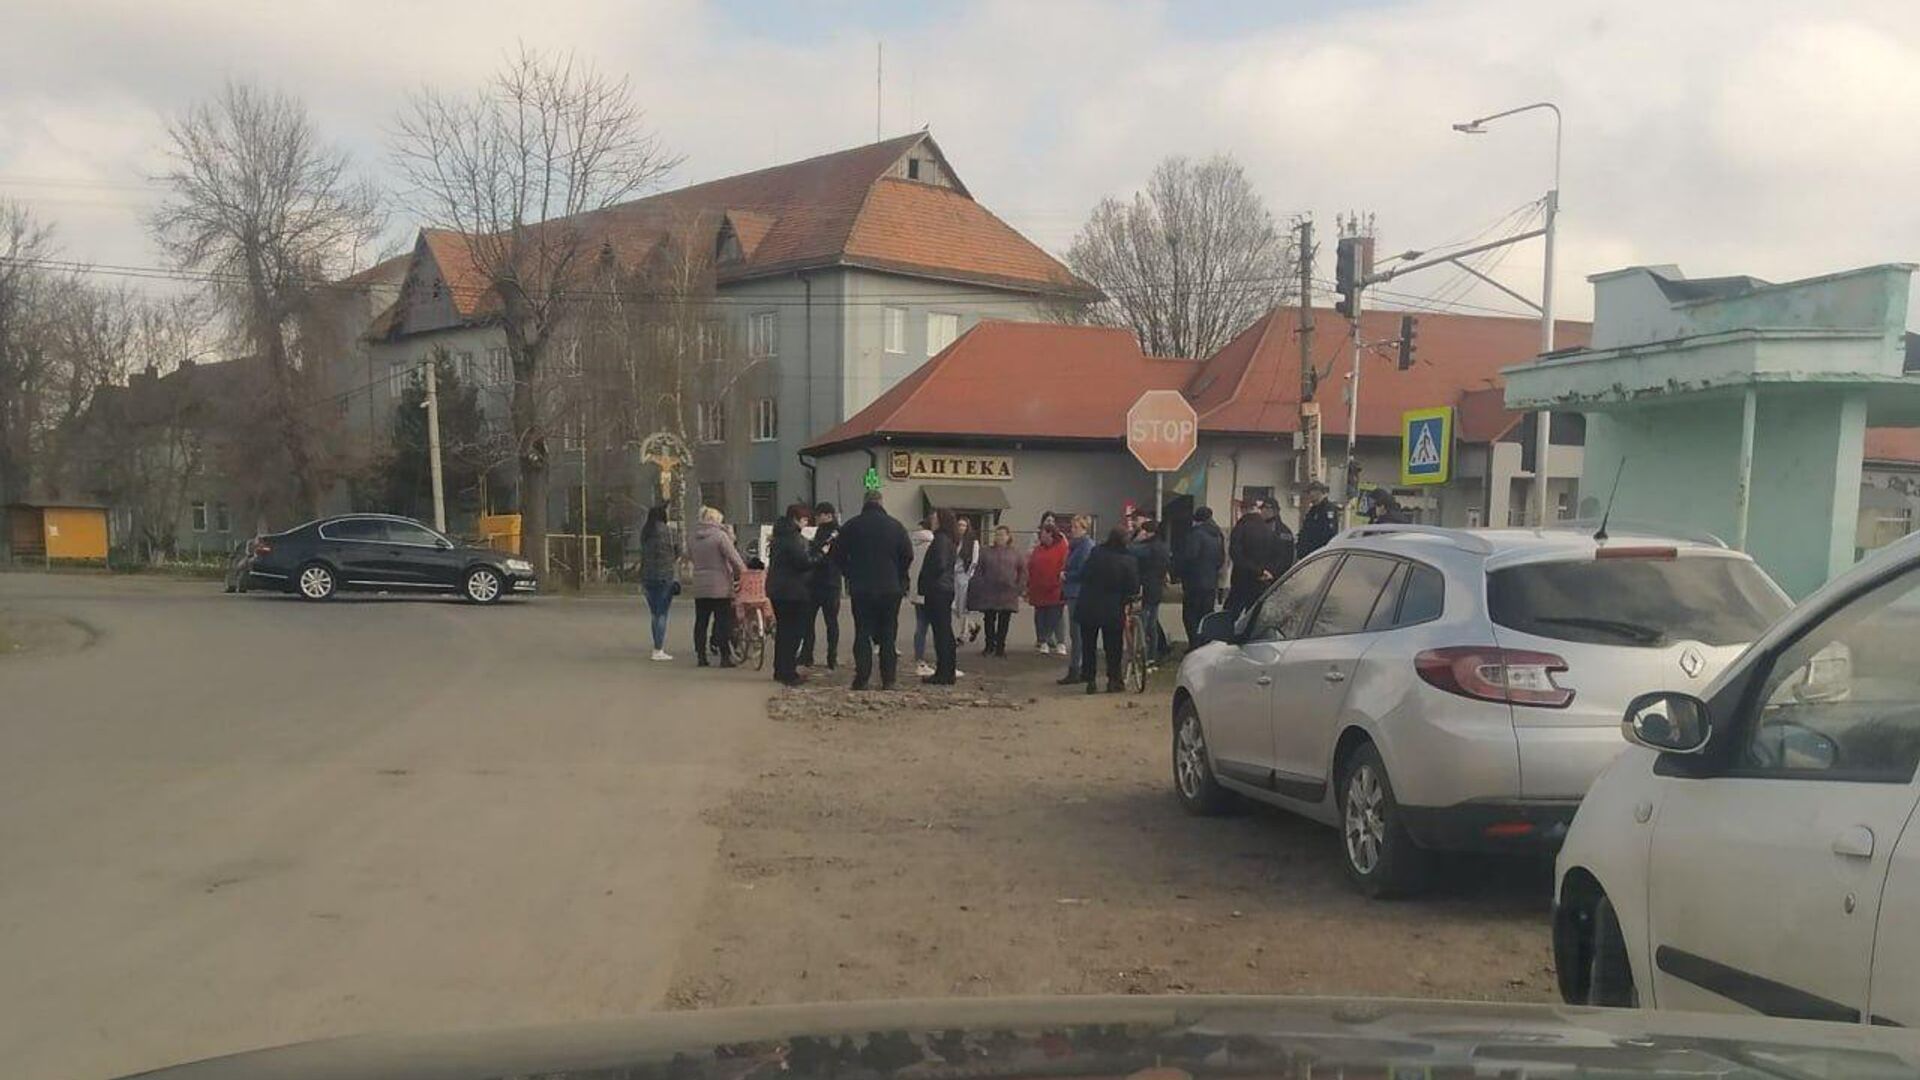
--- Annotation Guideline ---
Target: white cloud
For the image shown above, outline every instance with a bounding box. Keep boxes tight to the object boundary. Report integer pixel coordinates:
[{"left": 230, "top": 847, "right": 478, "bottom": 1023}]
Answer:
[{"left": 3, "top": 0, "right": 1918, "bottom": 318}]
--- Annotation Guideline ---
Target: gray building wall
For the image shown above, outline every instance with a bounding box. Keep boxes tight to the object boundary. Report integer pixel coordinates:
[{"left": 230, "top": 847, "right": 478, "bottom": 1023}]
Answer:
[{"left": 365, "top": 267, "right": 1068, "bottom": 538}]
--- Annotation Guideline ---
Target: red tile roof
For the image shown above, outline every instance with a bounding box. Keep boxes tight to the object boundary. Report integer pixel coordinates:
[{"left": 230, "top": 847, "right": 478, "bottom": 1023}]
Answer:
[
  {"left": 1193, "top": 307, "right": 1591, "bottom": 438},
  {"left": 806, "top": 321, "right": 1197, "bottom": 451},
  {"left": 809, "top": 307, "right": 1597, "bottom": 452},
  {"left": 388, "top": 133, "right": 1095, "bottom": 335},
  {"left": 1866, "top": 428, "right": 1920, "bottom": 464}
]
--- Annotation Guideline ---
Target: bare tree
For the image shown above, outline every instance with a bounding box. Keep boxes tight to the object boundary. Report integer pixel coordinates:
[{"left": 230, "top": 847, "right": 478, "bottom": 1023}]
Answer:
[
  {"left": 392, "top": 45, "right": 679, "bottom": 568},
  {"left": 36, "top": 281, "right": 139, "bottom": 496},
  {"left": 581, "top": 226, "right": 731, "bottom": 536},
  {"left": 0, "top": 201, "right": 57, "bottom": 506},
  {"left": 1065, "top": 154, "right": 1294, "bottom": 359},
  {"left": 150, "top": 80, "right": 384, "bottom": 520}
]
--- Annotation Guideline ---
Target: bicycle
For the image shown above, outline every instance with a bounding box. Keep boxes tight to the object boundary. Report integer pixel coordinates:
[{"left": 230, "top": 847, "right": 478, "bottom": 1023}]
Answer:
[
  {"left": 1121, "top": 600, "right": 1149, "bottom": 694},
  {"left": 731, "top": 568, "right": 772, "bottom": 671}
]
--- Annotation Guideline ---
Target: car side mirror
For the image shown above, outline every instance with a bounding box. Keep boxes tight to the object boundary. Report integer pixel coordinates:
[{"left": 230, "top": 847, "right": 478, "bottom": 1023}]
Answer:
[
  {"left": 1196, "top": 610, "right": 1238, "bottom": 647},
  {"left": 435, "top": 538, "right": 453, "bottom": 550},
  {"left": 1624, "top": 691, "right": 1712, "bottom": 754}
]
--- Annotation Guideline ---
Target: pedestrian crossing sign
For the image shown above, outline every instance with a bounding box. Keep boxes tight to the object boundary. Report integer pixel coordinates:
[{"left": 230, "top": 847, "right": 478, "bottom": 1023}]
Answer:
[{"left": 1400, "top": 407, "right": 1453, "bottom": 486}]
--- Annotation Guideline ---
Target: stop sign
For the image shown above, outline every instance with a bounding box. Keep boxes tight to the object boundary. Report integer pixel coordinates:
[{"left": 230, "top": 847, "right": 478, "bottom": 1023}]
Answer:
[{"left": 1126, "top": 390, "right": 1199, "bottom": 472}]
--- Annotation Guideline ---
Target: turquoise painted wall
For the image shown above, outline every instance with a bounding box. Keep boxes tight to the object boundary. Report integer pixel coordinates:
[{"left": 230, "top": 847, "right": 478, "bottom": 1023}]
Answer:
[{"left": 1582, "top": 389, "right": 1866, "bottom": 597}]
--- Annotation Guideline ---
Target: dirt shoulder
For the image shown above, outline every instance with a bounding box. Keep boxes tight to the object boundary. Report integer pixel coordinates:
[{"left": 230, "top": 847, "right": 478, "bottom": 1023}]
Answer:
[{"left": 663, "top": 650, "right": 1555, "bottom": 1009}]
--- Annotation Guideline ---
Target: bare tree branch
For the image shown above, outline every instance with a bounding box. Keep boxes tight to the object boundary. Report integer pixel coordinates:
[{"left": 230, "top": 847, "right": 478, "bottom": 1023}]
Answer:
[
  {"left": 150, "top": 80, "right": 384, "bottom": 520},
  {"left": 1065, "top": 154, "right": 1293, "bottom": 359},
  {"left": 391, "top": 44, "right": 680, "bottom": 565}
]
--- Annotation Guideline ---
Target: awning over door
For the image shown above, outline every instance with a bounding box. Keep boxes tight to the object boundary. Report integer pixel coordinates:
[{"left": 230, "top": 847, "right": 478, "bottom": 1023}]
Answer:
[{"left": 921, "top": 484, "right": 1011, "bottom": 512}]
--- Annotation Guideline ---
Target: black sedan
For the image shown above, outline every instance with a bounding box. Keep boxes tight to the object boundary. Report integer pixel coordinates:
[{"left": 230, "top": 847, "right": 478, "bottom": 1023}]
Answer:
[{"left": 246, "top": 514, "right": 536, "bottom": 604}]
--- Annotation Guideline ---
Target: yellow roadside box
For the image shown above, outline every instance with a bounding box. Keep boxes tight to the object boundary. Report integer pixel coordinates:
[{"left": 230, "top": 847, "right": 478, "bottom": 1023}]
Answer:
[{"left": 5, "top": 503, "right": 110, "bottom": 565}]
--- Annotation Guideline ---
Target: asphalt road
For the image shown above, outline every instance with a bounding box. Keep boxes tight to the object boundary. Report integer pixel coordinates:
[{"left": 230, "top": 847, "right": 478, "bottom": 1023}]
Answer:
[{"left": 0, "top": 573, "right": 770, "bottom": 1080}]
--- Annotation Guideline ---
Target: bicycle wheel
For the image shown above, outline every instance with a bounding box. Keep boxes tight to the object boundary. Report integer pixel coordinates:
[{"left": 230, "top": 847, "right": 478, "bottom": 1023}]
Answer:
[
  {"left": 751, "top": 611, "right": 769, "bottom": 670},
  {"left": 1123, "top": 618, "right": 1148, "bottom": 694}
]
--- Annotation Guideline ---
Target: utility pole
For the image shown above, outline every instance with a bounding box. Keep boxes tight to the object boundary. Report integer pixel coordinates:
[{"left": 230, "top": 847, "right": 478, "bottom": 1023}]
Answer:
[
  {"left": 1296, "top": 218, "right": 1321, "bottom": 491},
  {"left": 875, "top": 42, "right": 884, "bottom": 141},
  {"left": 423, "top": 359, "right": 446, "bottom": 533}
]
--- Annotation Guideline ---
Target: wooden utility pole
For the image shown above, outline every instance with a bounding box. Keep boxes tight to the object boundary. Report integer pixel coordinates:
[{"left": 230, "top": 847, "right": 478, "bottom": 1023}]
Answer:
[{"left": 1296, "top": 218, "right": 1321, "bottom": 488}]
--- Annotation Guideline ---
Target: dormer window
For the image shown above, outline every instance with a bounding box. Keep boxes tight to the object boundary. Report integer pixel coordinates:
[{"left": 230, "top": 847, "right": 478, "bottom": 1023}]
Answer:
[
  {"left": 907, "top": 158, "right": 921, "bottom": 181},
  {"left": 716, "top": 226, "right": 742, "bottom": 265}
]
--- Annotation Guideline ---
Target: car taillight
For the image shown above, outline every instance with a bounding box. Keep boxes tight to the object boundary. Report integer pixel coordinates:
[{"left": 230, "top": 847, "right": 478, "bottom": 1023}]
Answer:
[{"left": 1415, "top": 646, "right": 1574, "bottom": 708}]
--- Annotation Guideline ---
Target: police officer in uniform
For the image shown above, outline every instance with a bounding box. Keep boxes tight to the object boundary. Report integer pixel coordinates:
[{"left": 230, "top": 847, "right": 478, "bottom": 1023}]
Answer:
[{"left": 1296, "top": 480, "right": 1340, "bottom": 559}]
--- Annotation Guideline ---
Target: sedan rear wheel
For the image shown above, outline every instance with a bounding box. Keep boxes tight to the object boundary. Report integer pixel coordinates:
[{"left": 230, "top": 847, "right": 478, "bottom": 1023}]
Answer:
[
  {"left": 464, "top": 566, "right": 503, "bottom": 604},
  {"left": 1338, "top": 743, "right": 1430, "bottom": 898},
  {"left": 295, "top": 562, "right": 336, "bottom": 601}
]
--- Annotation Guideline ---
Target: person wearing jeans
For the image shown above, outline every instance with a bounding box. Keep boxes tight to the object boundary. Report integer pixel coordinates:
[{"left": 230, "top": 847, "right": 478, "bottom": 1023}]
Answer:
[
  {"left": 637, "top": 503, "right": 680, "bottom": 661},
  {"left": 1056, "top": 515, "right": 1095, "bottom": 685}
]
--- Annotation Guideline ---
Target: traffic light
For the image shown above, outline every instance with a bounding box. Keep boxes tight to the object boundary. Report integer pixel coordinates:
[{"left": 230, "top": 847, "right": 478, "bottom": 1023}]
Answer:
[
  {"left": 1334, "top": 236, "right": 1372, "bottom": 318},
  {"left": 1398, "top": 314, "right": 1418, "bottom": 369}
]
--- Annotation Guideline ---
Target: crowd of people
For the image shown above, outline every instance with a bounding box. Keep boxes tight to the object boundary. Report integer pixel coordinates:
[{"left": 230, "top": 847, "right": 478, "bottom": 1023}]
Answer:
[{"left": 635, "top": 483, "right": 1362, "bottom": 692}]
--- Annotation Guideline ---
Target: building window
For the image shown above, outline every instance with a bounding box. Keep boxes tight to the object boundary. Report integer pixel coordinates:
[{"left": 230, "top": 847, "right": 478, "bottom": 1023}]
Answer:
[
  {"left": 488, "top": 346, "right": 511, "bottom": 385},
  {"left": 190, "top": 501, "right": 208, "bottom": 533},
  {"left": 213, "top": 502, "right": 231, "bottom": 533},
  {"left": 750, "top": 481, "right": 778, "bottom": 525},
  {"left": 907, "top": 158, "right": 921, "bottom": 181},
  {"left": 748, "top": 311, "right": 778, "bottom": 358},
  {"left": 751, "top": 397, "right": 778, "bottom": 442},
  {"left": 558, "top": 338, "right": 582, "bottom": 377},
  {"left": 699, "top": 482, "right": 726, "bottom": 516},
  {"left": 884, "top": 307, "right": 906, "bottom": 354},
  {"left": 389, "top": 362, "right": 412, "bottom": 400},
  {"left": 454, "top": 350, "right": 475, "bottom": 385},
  {"left": 927, "top": 312, "right": 960, "bottom": 355},
  {"left": 699, "top": 320, "right": 723, "bottom": 362},
  {"left": 696, "top": 400, "right": 726, "bottom": 444},
  {"left": 560, "top": 412, "right": 585, "bottom": 451}
]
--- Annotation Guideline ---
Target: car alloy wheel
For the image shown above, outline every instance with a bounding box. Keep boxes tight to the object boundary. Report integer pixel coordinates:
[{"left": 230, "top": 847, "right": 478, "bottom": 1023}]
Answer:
[
  {"left": 465, "top": 567, "right": 502, "bottom": 604},
  {"left": 1344, "top": 763, "right": 1387, "bottom": 876},
  {"left": 297, "top": 564, "right": 335, "bottom": 600},
  {"left": 1175, "top": 713, "right": 1208, "bottom": 801}
]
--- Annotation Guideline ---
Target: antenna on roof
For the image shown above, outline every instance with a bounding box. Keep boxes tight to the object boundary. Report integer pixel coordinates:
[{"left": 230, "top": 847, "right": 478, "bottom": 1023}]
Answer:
[
  {"left": 1593, "top": 457, "right": 1627, "bottom": 543},
  {"left": 875, "top": 41, "right": 884, "bottom": 141}
]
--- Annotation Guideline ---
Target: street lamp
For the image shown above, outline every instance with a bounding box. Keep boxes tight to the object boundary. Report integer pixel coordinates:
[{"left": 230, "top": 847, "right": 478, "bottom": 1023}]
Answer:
[{"left": 1455, "top": 101, "right": 1561, "bottom": 528}]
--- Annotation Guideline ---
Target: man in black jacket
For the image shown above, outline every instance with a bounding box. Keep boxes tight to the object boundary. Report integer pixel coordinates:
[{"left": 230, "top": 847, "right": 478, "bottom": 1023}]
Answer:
[
  {"left": 766, "top": 503, "right": 819, "bottom": 687},
  {"left": 1176, "top": 506, "right": 1225, "bottom": 649},
  {"left": 1262, "top": 498, "right": 1298, "bottom": 582},
  {"left": 1127, "top": 519, "right": 1172, "bottom": 660},
  {"left": 798, "top": 501, "right": 841, "bottom": 670},
  {"left": 831, "top": 490, "right": 914, "bottom": 690},
  {"left": 1225, "top": 502, "right": 1276, "bottom": 618},
  {"left": 1297, "top": 481, "right": 1339, "bottom": 558}
]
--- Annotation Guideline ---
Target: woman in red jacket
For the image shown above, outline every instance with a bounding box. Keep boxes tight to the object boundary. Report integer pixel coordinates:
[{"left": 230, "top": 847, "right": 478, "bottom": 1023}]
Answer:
[{"left": 1025, "top": 521, "right": 1069, "bottom": 655}]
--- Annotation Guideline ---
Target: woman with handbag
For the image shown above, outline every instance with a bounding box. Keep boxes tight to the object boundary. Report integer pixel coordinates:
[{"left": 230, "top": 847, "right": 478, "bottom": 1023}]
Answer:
[{"left": 639, "top": 504, "right": 681, "bottom": 661}]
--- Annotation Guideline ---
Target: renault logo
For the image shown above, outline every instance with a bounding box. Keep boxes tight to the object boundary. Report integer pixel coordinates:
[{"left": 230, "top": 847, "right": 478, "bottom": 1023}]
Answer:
[{"left": 1679, "top": 647, "right": 1705, "bottom": 679}]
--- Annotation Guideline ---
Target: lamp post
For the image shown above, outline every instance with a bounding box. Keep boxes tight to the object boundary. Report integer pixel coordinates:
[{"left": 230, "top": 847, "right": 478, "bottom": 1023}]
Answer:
[{"left": 1454, "top": 101, "right": 1561, "bottom": 528}]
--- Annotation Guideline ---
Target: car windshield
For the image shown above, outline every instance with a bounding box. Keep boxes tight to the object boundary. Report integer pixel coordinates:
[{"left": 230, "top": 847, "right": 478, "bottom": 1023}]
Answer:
[
  {"left": 6, "top": 6, "right": 1920, "bottom": 1077},
  {"left": 1488, "top": 554, "right": 1789, "bottom": 647}
]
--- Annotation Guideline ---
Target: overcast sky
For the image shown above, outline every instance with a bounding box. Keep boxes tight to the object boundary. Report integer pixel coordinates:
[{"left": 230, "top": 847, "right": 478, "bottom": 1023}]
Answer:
[{"left": 3, "top": 0, "right": 1918, "bottom": 320}]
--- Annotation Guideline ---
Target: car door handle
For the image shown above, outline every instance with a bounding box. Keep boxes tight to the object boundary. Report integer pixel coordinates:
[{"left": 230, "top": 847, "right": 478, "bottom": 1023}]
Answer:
[
  {"left": 1323, "top": 669, "right": 1347, "bottom": 683},
  {"left": 1833, "top": 825, "right": 1876, "bottom": 859},
  {"left": 1255, "top": 676, "right": 1273, "bottom": 687}
]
